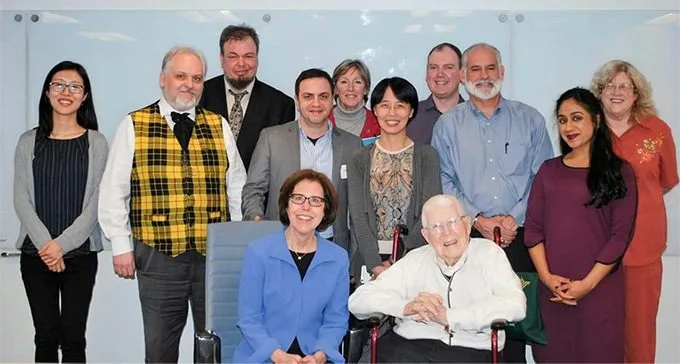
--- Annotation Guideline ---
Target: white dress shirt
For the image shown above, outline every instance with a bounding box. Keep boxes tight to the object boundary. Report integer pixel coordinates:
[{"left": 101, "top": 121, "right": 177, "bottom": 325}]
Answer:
[
  {"left": 98, "top": 97, "right": 247, "bottom": 256},
  {"left": 224, "top": 78, "right": 256, "bottom": 115},
  {"left": 349, "top": 238, "right": 526, "bottom": 351}
]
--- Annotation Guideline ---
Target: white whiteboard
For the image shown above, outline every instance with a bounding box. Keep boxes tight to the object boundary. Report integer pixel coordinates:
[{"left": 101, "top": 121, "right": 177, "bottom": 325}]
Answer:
[{"left": 0, "top": 9, "right": 678, "bottom": 255}]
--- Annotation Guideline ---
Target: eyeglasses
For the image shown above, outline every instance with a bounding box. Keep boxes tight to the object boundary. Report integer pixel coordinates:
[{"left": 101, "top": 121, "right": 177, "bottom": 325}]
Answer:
[
  {"left": 603, "top": 83, "right": 635, "bottom": 93},
  {"left": 49, "top": 82, "right": 85, "bottom": 94},
  {"left": 427, "top": 216, "right": 467, "bottom": 236},
  {"left": 289, "top": 193, "right": 325, "bottom": 207}
]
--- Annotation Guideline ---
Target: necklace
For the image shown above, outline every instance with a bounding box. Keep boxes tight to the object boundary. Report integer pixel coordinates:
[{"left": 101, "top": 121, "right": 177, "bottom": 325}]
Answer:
[{"left": 292, "top": 249, "right": 307, "bottom": 261}]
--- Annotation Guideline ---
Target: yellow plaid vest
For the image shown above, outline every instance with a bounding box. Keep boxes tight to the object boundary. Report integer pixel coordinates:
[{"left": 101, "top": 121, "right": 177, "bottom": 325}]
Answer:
[{"left": 129, "top": 103, "right": 230, "bottom": 256}]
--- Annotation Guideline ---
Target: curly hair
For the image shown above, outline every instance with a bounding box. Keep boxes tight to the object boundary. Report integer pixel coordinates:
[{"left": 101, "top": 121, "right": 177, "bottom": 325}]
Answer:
[{"left": 590, "top": 60, "right": 657, "bottom": 122}]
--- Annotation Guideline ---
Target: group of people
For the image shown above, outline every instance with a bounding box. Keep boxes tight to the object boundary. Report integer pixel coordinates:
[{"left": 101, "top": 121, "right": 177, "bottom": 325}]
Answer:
[{"left": 12, "top": 22, "right": 677, "bottom": 364}]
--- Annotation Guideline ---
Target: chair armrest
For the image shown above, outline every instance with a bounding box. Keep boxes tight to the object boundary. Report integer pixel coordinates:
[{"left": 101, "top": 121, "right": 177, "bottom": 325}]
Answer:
[{"left": 194, "top": 330, "right": 221, "bottom": 363}]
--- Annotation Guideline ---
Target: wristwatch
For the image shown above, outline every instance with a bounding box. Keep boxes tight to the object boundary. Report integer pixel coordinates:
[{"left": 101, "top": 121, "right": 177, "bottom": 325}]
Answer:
[{"left": 473, "top": 213, "right": 482, "bottom": 225}]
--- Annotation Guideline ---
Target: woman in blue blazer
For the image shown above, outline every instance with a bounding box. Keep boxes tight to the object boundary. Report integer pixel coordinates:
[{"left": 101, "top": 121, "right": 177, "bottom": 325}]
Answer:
[{"left": 234, "top": 169, "right": 350, "bottom": 363}]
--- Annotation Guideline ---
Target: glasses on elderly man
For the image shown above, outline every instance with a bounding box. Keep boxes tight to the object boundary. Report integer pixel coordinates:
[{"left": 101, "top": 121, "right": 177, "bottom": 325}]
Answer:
[
  {"left": 49, "top": 82, "right": 85, "bottom": 94},
  {"left": 289, "top": 193, "right": 325, "bottom": 207},
  {"left": 603, "top": 82, "right": 635, "bottom": 93},
  {"left": 427, "top": 216, "right": 467, "bottom": 236}
]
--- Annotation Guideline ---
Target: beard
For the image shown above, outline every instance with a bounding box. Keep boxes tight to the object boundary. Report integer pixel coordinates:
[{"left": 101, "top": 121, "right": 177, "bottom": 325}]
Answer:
[
  {"left": 165, "top": 90, "right": 199, "bottom": 112},
  {"left": 226, "top": 75, "right": 255, "bottom": 90},
  {"left": 464, "top": 78, "right": 503, "bottom": 101}
]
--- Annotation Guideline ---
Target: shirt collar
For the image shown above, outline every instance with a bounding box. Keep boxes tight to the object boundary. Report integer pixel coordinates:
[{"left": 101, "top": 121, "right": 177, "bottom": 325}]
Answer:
[
  {"left": 159, "top": 96, "right": 196, "bottom": 121},
  {"left": 298, "top": 119, "right": 333, "bottom": 140},
  {"left": 423, "top": 94, "right": 465, "bottom": 113},
  {"left": 224, "top": 77, "right": 256, "bottom": 95},
  {"left": 433, "top": 241, "right": 471, "bottom": 276},
  {"left": 468, "top": 95, "right": 506, "bottom": 118}
]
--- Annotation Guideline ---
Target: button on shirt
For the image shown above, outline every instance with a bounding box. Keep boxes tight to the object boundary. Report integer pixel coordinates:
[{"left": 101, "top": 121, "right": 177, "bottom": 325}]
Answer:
[
  {"left": 431, "top": 97, "right": 553, "bottom": 225},
  {"left": 298, "top": 120, "right": 334, "bottom": 239}
]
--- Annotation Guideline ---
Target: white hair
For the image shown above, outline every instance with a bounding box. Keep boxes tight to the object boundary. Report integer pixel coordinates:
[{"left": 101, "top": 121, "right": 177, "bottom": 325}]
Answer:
[
  {"left": 461, "top": 42, "right": 503, "bottom": 70},
  {"left": 161, "top": 45, "right": 207, "bottom": 77},
  {"left": 421, "top": 194, "right": 466, "bottom": 228}
]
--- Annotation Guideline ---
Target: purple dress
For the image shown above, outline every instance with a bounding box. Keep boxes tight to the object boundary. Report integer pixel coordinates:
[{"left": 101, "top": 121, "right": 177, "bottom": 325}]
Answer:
[{"left": 524, "top": 157, "right": 637, "bottom": 363}]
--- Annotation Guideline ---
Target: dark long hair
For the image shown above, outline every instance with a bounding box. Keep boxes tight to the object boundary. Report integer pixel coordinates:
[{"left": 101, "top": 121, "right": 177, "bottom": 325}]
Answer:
[
  {"left": 555, "top": 87, "right": 626, "bottom": 207},
  {"left": 38, "top": 61, "right": 98, "bottom": 135}
]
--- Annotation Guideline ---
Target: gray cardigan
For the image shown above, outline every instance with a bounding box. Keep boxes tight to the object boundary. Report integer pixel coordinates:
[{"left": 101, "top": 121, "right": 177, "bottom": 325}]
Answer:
[
  {"left": 13, "top": 129, "right": 109, "bottom": 253},
  {"left": 348, "top": 143, "right": 442, "bottom": 276}
]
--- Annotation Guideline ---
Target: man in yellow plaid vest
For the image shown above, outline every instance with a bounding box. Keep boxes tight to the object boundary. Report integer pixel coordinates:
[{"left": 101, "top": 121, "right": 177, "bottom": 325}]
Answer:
[{"left": 99, "top": 46, "right": 246, "bottom": 363}]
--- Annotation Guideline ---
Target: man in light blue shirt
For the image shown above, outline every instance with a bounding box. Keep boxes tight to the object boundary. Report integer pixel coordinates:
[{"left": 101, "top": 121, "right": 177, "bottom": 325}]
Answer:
[
  {"left": 431, "top": 43, "right": 553, "bottom": 363},
  {"left": 242, "top": 68, "right": 360, "bottom": 250}
]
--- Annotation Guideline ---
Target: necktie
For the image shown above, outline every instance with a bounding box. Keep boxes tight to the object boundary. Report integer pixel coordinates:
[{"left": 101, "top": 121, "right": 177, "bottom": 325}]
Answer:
[
  {"left": 228, "top": 90, "right": 248, "bottom": 139},
  {"left": 170, "top": 111, "right": 195, "bottom": 151}
]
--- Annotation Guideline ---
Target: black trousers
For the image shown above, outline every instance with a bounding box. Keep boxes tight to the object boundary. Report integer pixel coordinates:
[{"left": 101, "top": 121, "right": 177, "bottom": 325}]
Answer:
[
  {"left": 377, "top": 329, "right": 496, "bottom": 363},
  {"left": 20, "top": 253, "right": 98, "bottom": 363},
  {"left": 471, "top": 227, "right": 533, "bottom": 363},
  {"left": 134, "top": 241, "right": 206, "bottom": 363}
]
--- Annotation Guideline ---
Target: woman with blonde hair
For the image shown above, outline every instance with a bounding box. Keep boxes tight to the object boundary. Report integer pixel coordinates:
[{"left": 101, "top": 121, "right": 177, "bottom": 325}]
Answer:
[
  {"left": 330, "top": 59, "right": 380, "bottom": 141},
  {"left": 591, "top": 60, "right": 678, "bottom": 363}
]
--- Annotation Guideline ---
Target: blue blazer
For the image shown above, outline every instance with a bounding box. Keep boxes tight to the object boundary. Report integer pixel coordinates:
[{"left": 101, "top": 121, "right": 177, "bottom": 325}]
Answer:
[{"left": 233, "top": 230, "right": 349, "bottom": 363}]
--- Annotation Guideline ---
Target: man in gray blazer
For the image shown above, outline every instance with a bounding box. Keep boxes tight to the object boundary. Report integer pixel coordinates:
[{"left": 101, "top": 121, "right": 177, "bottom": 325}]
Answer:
[{"left": 242, "top": 68, "right": 360, "bottom": 251}]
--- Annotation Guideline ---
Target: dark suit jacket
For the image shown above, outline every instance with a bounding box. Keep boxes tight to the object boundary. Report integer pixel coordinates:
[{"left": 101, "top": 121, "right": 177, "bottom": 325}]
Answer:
[
  {"left": 199, "top": 76, "right": 296, "bottom": 170},
  {"left": 241, "top": 121, "right": 361, "bottom": 251}
]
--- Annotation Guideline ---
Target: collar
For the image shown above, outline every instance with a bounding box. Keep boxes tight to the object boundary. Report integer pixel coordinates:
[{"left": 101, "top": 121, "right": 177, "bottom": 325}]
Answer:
[
  {"left": 335, "top": 100, "right": 367, "bottom": 115},
  {"left": 159, "top": 96, "right": 196, "bottom": 121},
  {"left": 634, "top": 114, "right": 655, "bottom": 131},
  {"left": 424, "top": 94, "right": 465, "bottom": 112},
  {"left": 268, "top": 228, "right": 338, "bottom": 268},
  {"left": 223, "top": 77, "right": 256, "bottom": 95},
  {"left": 298, "top": 119, "right": 333, "bottom": 140},
  {"left": 432, "top": 242, "right": 471, "bottom": 277},
  {"left": 468, "top": 95, "right": 505, "bottom": 118}
]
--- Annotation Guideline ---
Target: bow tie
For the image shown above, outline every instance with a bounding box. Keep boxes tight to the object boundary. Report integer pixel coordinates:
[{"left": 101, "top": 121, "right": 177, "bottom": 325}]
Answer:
[
  {"left": 170, "top": 112, "right": 195, "bottom": 150},
  {"left": 171, "top": 112, "right": 191, "bottom": 124}
]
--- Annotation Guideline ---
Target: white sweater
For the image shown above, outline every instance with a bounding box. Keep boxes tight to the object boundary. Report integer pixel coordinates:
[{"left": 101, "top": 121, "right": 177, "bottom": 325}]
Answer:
[{"left": 348, "top": 238, "right": 526, "bottom": 351}]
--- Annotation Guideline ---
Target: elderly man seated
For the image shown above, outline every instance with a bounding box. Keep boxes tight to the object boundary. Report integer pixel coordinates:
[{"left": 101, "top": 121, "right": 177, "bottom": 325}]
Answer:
[{"left": 348, "top": 194, "right": 526, "bottom": 363}]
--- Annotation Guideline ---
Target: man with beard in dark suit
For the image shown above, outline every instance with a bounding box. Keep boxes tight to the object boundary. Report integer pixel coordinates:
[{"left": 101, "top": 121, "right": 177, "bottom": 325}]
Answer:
[{"left": 200, "top": 24, "right": 296, "bottom": 170}]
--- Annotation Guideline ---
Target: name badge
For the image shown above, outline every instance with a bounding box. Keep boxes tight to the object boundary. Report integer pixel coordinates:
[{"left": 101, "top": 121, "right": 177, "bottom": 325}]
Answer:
[{"left": 340, "top": 164, "right": 347, "bottom": 179}]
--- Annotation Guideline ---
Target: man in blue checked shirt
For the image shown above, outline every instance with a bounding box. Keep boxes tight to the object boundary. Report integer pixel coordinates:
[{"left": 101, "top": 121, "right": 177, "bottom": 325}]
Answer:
[{"left": 431, "top": 42, "right": 553, "bottom": 363}]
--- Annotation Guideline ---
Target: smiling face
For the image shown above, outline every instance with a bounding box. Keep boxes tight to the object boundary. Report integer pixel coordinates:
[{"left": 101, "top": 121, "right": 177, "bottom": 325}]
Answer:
[
  {"left": 557, "top": 98, "right": 596, "bottom": 153},
  {"left": 426, "top": 47, "right": 461, "bottom": 100},
  {"left": 335, "top": 67, "right": 367, "bottom": 110},
  {"left": 160, "top": 52, "right": 204, "bottom": 111},
  {"left": 47, "top": 70, "right": 87, "bottom": 118},
  {"left": 286, "top": 179, "right": 326, "bottom": 236},
  {"left": 461, "top": 46, "right": 504, "bottom": 101},
  {"left": 421, "top": 203, "right": 471, "bottom": 265},
  {"left": 296, "top": 77, "right": 333, "bottom": 129},
  {"left": 373, "top": 86, "right": 412, "bottom": 136},
  {"left": 600, "top": 72, "right": 638, "bottom": 121}
]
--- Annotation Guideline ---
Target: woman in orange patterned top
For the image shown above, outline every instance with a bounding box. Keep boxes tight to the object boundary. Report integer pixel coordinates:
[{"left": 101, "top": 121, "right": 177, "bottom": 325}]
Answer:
[{"left": 591, "top": 60, "right": 679, "bottom": 363}]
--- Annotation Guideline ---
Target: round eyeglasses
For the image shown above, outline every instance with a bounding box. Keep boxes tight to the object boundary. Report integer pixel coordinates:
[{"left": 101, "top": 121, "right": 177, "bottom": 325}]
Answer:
[{"left": 289, "top": 193, "right": 325, "bottom": 207}]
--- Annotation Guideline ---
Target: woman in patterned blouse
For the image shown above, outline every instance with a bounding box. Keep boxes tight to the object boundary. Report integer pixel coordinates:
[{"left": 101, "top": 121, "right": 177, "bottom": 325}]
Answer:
[
  {"left": 348, "top": 77, "right": 442, "bottom": 282},
  {"left": 591, "top": 60, "right": 678, "bottom": 363}
]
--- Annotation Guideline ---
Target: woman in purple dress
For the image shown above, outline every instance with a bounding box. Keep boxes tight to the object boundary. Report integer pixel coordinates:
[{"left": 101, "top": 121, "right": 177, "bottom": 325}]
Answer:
[{"left": 524, "top": 87, "right": 637, "bottom": 363}]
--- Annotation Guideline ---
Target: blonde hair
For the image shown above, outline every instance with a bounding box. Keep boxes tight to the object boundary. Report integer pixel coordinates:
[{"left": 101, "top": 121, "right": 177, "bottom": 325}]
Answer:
[{"left": 590, "top": 60, "right": 657, "bottom": 122}]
